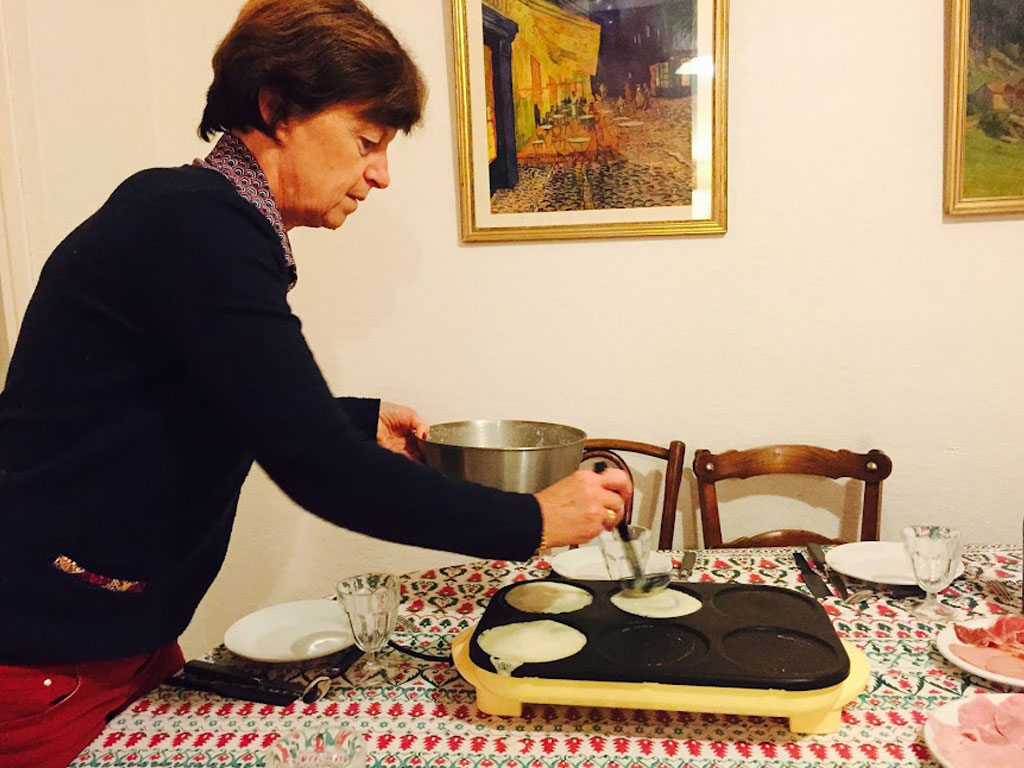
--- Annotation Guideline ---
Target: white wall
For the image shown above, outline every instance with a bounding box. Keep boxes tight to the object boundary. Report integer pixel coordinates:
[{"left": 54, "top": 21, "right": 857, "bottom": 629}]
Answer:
[{"left": 2, "top": 0, "right": 1023, "bottom": 659}]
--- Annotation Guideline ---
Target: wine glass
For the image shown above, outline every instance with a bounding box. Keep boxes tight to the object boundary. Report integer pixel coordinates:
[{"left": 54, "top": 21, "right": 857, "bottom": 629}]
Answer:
[
  {"left": 901, "top": 526, "right": 963, "bottom": 620},
  {"left": 336, "top": 572, "right": 399, "bottom": 683}
]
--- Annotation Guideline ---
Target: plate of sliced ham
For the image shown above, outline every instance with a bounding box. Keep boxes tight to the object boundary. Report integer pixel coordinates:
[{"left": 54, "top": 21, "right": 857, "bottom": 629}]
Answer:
[
  {"left": 924, "top": 693, "right": 1024, "bottom": 767},
  {"left": 937, "top": 616, "right": 1024, "bottom": 688}
]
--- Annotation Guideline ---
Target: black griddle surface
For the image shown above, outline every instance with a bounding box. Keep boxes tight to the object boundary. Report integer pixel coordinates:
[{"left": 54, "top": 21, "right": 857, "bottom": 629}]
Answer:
[{"left": 468, "top": 579, "right": 849, "bottom": 691}]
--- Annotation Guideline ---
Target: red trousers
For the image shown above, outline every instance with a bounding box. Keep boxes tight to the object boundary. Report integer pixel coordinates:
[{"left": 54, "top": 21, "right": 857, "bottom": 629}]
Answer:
[{"left": 0, "top": 643, "right": 184, "bottom": 768}]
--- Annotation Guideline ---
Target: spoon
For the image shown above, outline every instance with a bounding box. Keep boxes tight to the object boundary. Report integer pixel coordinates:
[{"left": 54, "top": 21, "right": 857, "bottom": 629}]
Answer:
[
  {"left": 592, "top": 461, "right": 668, "bottom": 598},
  {"left": 619, "top": 571, "right": 671, "bottom": 598}
]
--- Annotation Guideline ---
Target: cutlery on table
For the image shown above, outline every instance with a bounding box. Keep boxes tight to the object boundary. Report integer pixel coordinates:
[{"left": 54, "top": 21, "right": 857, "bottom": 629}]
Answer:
[
  {"left": 989, "top": 580, "right": 1015, "bottom": 603},
  {"left": 675, "top": 550, "right": 697, "bottom": 581},
  {"left": 965, "top": 565, "right": 1016, "bottom": 604},
  {"left": 802, "top": 544, "right": 874, "bottom": 605},
  {"left": 321, "top": 643, "right": 370, "bottom": 680},
  {"left": 793, "top": 551, "right": 833, "bottom": 599},
  {"left": 805, "top": 542, "right": 850, "bottom": 600},
  {"left": 167, "top": 660, "right": 331, "bottom": 705}
]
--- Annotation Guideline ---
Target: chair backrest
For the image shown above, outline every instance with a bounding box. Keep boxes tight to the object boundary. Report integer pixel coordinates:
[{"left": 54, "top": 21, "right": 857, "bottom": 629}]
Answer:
[
  {"left": 581, "top": 439, "right": 686, "bottom": 549},
  {"left": 692, "top": 445, "right": 893, "bottom": 548}
]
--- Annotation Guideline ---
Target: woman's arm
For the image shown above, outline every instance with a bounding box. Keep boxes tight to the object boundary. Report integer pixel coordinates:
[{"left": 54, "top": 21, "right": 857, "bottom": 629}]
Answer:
[{"left": 141, "top": 193, "right": 542, "bottom": 559}]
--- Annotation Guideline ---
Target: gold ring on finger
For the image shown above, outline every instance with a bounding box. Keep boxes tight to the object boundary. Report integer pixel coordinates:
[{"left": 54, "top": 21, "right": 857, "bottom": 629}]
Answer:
[{"left": 605, "top": 509, "right": 617, "bottom": 525}]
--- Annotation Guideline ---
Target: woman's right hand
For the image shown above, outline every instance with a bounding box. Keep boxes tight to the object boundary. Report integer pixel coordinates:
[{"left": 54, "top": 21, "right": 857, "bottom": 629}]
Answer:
[{"left": 533, "top": 467, "right": 633, "bottom": 548}]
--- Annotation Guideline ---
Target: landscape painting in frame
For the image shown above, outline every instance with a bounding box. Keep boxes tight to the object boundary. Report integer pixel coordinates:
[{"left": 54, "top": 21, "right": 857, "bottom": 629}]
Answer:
[
  {"left": 452, "top": 0, "right": 728, "bottom": 241},
  {"left": 947, "top": 0, "right": 1024, "bottom": 214}
]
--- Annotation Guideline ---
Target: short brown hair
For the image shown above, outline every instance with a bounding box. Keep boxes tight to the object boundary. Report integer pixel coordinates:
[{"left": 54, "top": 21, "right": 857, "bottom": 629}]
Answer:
[{"left": 199, "top": 0, "right": 425, "bottom": 141}]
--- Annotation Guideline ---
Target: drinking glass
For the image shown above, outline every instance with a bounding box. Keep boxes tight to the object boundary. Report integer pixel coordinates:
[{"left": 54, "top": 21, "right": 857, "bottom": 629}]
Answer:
[
  {"left": 901, "top": 526, "right": 962, "bottom": 620},
  {"left": 597, "top": 524, "right": 652, "bottom": 580},
  {"left": 336, "top": 572, "right": 399, "bottom": 683},
  {"left": 265, "top": 729, "right": 365, "bottom": 767}
]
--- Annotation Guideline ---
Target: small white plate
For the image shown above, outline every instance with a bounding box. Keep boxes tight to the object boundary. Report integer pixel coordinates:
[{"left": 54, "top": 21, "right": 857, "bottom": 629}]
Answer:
[
  {"left": 224, "top": 599, "right": 353, "bottom": 663},
  {"left": 548, "top": 546, "right": 674, "bottom": 581},
  {"left": 825, "top": 541, "right": 965, "bottom": 586},
  {"left": 937, "top": 617, "right": 1024, "bottom": 688},
  {"left": 924, "top": 694, "right": 1024, "bottom": 768}
]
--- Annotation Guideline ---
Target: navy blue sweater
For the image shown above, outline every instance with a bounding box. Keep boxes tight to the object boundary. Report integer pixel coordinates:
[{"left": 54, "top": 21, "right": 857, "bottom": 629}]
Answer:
[{"left": 0, "top": 166, "right": 540, "bottom": 663}]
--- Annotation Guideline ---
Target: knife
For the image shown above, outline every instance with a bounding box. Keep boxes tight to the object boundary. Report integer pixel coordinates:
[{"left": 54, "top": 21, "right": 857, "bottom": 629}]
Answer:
[
  {"left": 676, "top": 550, "right": 697, "bottom": 580},
  {"left": 167, "top": 659, "right": 341, "bottom": 706},
  {"left": 806, "top": 542, "right": 849, "bottom": 599},
  {"left": 168, "top": 661, "right": 306, "bottom": 705},
  {"left": 793, "top": 551, "right": 834, "bottom": 599}
]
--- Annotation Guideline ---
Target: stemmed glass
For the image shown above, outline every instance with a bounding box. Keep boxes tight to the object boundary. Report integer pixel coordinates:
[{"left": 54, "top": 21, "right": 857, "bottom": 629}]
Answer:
[
  {"left": 336, "top": 572, "right": 399, "bottom": 683},
  {"left": 901, "top": 526, "right": 963, "bottom": 620}
]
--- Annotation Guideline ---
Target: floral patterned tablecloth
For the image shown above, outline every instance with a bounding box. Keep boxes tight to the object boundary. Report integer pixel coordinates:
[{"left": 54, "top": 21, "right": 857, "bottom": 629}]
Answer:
[{"left": 69, "top": 544, "right": 1022, "bottom": 768}]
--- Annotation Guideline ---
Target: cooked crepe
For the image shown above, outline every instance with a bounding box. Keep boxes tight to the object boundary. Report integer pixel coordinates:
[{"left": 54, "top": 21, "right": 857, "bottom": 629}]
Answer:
[
  {"left": 610, "top": 588, "right": 703, "bottom": 619},
  {"left": 505, "top": 582, "right": 593, "bottom": 614},
  {"left": 477, "top": 620, "right": 587, "bottom": 663}
]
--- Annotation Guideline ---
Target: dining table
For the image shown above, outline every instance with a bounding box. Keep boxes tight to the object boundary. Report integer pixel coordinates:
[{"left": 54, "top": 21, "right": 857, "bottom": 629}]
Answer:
[{"left": 68, "top": 543, "right": 1022, "bottom": 768}]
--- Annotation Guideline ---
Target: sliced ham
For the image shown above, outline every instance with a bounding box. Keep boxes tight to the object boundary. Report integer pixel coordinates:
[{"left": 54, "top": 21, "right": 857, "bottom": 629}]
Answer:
[
  {"left": 955, "top": 616, "right": 1024, "bottom": 648},
  {"left": 958, "top": 695, "right": 1000, "bottom": 731},
  {"left": 994, "top": 695, "right": 1024, "bottom": 747},
  {"left": 950, "top": 643, "right": 1009, "bottom": 671},
  {"left": 951, "top": 641, "right": 1024, "bottom": 682},
  {"left": 930, "top": 718, "right": 1024, "bottom": 767},
  {"left": 985, "top": 653, "right": 1024, "bottom": 682},
  {"left": 929, "top": 695, "right": 1024, "bottom": 767},
  {"left": 956, "top": 623, "right": 998, "bottom": 646},
  {"left": 990, "top": 616, "right": 1024, "bottom": 646}
]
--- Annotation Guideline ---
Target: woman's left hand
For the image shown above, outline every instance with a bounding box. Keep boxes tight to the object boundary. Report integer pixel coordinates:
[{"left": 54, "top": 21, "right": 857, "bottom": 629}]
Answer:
[{"left": 377, "top": 401, "right": 428, "bottom": 462}]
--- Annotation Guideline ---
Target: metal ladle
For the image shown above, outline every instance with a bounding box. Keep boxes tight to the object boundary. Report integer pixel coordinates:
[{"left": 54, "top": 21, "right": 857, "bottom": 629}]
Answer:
[{"left": 593, "top": 462, "right": 669, "bottom": 598}]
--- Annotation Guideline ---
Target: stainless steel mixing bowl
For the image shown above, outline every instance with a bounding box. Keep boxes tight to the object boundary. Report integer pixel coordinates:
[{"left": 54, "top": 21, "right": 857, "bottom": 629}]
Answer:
[{"left": 419, "top": 420, "right": 586, "bottom": 493}]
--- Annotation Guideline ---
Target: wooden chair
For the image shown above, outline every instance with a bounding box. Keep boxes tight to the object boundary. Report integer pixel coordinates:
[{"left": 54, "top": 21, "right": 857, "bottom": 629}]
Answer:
[
  {"left": 692, "top": 445, "right": 892, "bottom": 548},
  {"left": 581, "top": 439, "right": 686, "bottom": 549}
]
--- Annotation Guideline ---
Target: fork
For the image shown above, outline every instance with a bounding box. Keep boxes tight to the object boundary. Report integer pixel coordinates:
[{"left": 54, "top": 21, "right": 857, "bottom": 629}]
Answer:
[
  {"left": 965, "top": 566, "right": 1016, "bottom": 605},
  {"left": 987, "top": 580, "right": 1015, "bottom": 604}
]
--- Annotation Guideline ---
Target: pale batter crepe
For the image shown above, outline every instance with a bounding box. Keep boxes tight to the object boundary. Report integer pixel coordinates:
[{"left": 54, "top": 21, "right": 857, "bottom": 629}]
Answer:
[
  {"left": 610, "top": 588, "right": 702, "bottom": 619},
  {"left": 477, "top": 620, "right": 587, "bottom": 663},
  {"left": 505, "top": 582, "right": 593, "bottom": 614}
]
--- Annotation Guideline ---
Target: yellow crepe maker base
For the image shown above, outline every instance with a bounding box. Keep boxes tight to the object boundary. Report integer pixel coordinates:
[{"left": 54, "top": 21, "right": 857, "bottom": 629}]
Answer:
[{"left": 451, "top": 628, "right": 869, "bottom": 735}]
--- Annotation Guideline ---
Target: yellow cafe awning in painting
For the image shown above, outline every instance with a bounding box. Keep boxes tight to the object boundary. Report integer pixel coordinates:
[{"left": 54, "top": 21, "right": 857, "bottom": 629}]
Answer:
[{"left": 483, "top": 0, "right": 601, "bottom": 150}]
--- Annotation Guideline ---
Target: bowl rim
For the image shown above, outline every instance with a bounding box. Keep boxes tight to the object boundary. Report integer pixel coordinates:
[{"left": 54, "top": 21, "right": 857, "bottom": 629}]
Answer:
[{"left": 419, "top": 419, "right": 586, "bottom": 452}]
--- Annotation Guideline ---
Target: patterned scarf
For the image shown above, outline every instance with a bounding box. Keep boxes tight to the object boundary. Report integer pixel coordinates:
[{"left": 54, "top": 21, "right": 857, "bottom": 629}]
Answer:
[{"left": 193, "top": 133, "right": 296, "bottom": 290}]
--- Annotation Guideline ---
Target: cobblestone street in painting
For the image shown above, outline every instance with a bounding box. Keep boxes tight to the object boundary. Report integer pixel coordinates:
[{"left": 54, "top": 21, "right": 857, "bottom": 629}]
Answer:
[{"left": 490, "top": 96, "right": 694, "bottom": 213}]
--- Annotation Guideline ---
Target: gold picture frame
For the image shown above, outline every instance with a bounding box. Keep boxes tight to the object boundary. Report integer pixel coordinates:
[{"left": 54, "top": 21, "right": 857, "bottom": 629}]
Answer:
[
  {"left": 946, "top": 0, "right": 1024, "bottom": 215},
  {"left": 451, "top": 0, "right": 728, "bottom": 242}
]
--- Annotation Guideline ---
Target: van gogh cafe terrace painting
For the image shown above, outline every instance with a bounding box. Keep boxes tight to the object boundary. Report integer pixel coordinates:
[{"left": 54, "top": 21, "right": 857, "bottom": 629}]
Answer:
[
  {"left": 482, "top": 0, "right": 700, "bottom": 214},
  {"left": 68, "top": 425, "right": 1024, "bottom": 768}
]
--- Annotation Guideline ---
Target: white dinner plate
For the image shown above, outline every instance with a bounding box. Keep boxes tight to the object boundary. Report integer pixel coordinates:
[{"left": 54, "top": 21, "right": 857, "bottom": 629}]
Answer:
[
  {"left": 923, "top": 694, "right": 1024, "bottom": 768},
  {"left": 936, "top": 617, "right": 1024, "bottom": 688},
  {"left": 224, "top": 599, "right": 353, "bottom": 663},
  {"left": 548, "top": 546, "right": 674, "bottom": 581},
  {"left": 824, "top": 541, "right": 965, "bottom": 586}
]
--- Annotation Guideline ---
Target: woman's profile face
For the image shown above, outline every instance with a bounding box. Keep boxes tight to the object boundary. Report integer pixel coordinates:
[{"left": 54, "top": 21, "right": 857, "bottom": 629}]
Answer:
[{"left": 273, "top": 102, "right": 397, "bottom": 230}]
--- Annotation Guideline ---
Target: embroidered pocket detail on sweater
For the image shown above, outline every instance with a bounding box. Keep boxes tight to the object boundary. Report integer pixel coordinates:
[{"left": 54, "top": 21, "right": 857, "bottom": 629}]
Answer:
[{"left": 52, "top": 555, "right": 148, "bottom": 594}]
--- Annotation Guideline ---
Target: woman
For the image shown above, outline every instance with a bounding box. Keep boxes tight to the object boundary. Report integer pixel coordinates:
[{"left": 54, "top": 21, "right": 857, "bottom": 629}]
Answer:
[{"left": 0, "top": 2, "right": 631, "bottom": 766}]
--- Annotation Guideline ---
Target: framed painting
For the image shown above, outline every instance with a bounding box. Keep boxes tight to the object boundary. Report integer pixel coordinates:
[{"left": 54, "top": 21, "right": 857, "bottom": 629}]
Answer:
[
  {"left": 451, "top": 0, "right": 728, "bottom": 241},
  {"left": 946, "top": 0, "right": 1024, "bottom": 214}
]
